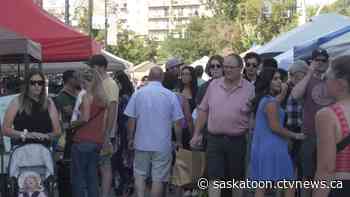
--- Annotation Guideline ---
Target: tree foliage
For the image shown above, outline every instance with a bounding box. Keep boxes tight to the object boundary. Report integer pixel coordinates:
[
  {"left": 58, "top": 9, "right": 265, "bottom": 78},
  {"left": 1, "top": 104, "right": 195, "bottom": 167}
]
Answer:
[
  {"left": 73, "top": 6, "right": 89, "bottom": 33},
  {"left": 107, "top": 29, "right": 158, "bottom": 65},
  {"left": 321, "top": 0, "right": 350, "bottom": 16},
  {"left": 203, "top": 0, "right": 243, "bottom": 20},
  {"left": 160, "top": 0, "right": 298, "bottom": 63}
]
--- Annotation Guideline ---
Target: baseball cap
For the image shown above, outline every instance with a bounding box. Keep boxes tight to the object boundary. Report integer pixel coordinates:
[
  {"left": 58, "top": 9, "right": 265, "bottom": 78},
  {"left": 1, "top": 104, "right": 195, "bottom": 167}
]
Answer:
[
  {"left": 165, "top": 58, "right": 184, "bottom": 70},
  {"left": 87, "top": 54, "right": 108, "bottom": 67},
  {"left": 288, "top": 60, "right": 309, "bottom": 74},
  {"left": 312, "top": 48, "right": 329, "bottom": 60}
]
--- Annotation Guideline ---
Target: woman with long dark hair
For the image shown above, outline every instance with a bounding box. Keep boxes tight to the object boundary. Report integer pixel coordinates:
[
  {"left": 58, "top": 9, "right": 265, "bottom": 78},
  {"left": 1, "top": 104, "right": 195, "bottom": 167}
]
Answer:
[
  {"left": 2, "top": 69, "right": 61, "bottom": 147},
  {"left": 112, "top": 70, "right": 135, "bottom": 196},
  {"left": 179, "top": 66, "right": 198, "bottom": 112},
  {"left": 178, "top": 66, "right": 197, "bottom": 149},
  {"left": 250, "top": 68, "right": 305, "bottom": 197}
]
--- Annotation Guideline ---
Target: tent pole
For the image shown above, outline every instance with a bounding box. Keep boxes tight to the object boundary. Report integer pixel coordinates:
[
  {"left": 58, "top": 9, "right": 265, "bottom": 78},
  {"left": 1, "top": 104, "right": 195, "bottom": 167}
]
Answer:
[
  {"left": 39, "top": 62, "right": 43, "bottom": 71},
  {"left": 24, "top": 54, "right": 29, "bottom": 76}
]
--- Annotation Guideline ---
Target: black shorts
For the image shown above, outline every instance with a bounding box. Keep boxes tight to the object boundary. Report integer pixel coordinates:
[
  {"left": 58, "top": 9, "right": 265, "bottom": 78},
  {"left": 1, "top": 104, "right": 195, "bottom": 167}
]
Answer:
[{"left": 206, "top": 133, "right": 246, "bottom": 181}]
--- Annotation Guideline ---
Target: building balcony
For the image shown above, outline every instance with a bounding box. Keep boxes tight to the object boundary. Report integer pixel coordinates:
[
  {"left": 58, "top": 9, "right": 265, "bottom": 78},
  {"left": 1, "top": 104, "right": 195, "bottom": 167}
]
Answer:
[
  {"left": 148, "top": 27, "right": 170, "bottom": 31},
  {"left": 148, "top": 15, "right": 170, "bottom": 20},
  {"left": 148, "top": 14, "right": 192, "bottom": 20},
  {"left": 148, "top": 0, "right": 201, "bottom": 8}
]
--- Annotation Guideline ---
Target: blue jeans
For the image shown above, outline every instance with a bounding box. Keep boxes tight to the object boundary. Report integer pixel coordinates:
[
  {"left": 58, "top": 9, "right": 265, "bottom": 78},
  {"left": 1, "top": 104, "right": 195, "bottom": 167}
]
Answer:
[{"left": 71, "top": 143, "right": 100, "bottom": 197}]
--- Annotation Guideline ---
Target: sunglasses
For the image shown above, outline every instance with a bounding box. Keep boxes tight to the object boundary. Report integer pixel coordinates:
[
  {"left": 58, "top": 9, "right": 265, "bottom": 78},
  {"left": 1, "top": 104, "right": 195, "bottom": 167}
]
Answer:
[
  {"left": 245, "top": 63, "right": 258, "bottom": 68},
  {"left": 210, "top": 64, "right": 222, "bottom": 69},
  {"left": 314, "top": 58, "right": 328, "bottom": 63},
  {"left": 30, "top": 80, "right": 45, "bottom": 86}
]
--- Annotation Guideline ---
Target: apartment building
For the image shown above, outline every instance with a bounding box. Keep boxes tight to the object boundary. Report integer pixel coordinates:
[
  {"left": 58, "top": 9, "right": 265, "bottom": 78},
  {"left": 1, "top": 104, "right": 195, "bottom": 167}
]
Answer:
[
  {"left": 147, "top": 0, "right": 211, "bottom": 41},
  {"left": 42, "top": 0, "right": 211, "bottom": 42}
]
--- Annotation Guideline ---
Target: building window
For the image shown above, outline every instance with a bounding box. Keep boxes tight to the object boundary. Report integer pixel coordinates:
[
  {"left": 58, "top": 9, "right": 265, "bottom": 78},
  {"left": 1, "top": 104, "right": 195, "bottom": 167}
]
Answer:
[
  {"left": 164, "top": 8, "right": 169, "bottom": 16},
  {"left": 179, "top": 8, "right": 184, "bottom": 16},
  {"left": 194, "top": 10, "right": 199, "bottom": 16}
]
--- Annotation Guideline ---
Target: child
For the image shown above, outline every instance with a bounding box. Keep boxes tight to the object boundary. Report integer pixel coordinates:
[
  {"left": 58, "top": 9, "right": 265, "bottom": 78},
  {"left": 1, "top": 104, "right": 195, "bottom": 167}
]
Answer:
[{"left": 18, "top": 171, "right": 46, "bottom": 197}]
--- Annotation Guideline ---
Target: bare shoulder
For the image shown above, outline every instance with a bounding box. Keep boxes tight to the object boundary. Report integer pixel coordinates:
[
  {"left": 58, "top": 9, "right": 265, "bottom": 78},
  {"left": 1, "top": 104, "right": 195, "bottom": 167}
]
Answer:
[
  {"left": 315, "top": 107, "right": 338, "bottom": 135},
  {"left": 7, "top": 95, "right": 20, "bottom": 110},
  {"left": 316, "top": 107, "right": 335, "bottom": 121}
]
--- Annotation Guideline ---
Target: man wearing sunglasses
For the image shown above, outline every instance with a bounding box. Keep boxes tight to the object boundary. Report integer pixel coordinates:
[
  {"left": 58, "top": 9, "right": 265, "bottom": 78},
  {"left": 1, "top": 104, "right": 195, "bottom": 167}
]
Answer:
[
  {"left": 291, "top": 48, "right": 335, "bottom": 197},
  {"left": 243, "top": 52, "right": 261, "bottom": 83},
  {"left": 191, "top": 54, "right": 254, "bottom": 197}
]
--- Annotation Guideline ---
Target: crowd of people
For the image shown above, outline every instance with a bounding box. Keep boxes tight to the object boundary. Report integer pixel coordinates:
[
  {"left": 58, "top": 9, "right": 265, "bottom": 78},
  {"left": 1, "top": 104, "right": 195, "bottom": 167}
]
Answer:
[{"left": 0, "top": 49, "right": 349, "bottom": 197}]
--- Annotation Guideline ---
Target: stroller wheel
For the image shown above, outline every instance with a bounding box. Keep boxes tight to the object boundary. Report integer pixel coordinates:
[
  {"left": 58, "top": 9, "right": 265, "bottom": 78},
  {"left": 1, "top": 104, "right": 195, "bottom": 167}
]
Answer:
[
  {"left": 8, "top": 177, "right": 18, "bottom": 197},
  {"left": 44, "top": 175, "right": 56, "bottom": 197}
]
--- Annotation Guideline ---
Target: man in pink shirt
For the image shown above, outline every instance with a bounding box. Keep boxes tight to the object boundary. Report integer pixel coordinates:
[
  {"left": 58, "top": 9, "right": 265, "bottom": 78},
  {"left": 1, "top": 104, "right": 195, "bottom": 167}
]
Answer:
[{"left": 191, "top": 54, "right": 255, "bottom": 197}]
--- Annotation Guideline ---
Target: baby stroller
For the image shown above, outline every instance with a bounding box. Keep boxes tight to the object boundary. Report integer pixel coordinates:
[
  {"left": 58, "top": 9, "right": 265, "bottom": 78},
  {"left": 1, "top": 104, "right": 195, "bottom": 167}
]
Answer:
[{"left": 6, "top": 143, "right": 55, "bottom": 197}]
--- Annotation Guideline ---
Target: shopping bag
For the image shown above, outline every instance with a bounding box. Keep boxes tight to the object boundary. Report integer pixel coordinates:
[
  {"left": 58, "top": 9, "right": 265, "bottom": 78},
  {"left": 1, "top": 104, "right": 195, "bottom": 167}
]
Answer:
[
  {"left": 171, "top": 148, "right": 206, "bottom": 186},
  {"left": 191, "top": 150, "right": 206, "bottom": 182}
]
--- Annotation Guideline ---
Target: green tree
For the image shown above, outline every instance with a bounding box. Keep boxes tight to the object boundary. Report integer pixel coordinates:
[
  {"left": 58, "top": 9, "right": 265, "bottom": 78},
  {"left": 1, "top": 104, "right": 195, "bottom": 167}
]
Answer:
[
  {"left": 203, "top": 0, "right": 243, "bottom": 20},
  {"left": 321, "top": 0, "right": 350, "bottom": 16},
  {"left": 108, "top": 29, "right": 158, "bottom": 65},
  {"left": 159, "top": 16, "right": 239, "bottom": 63},
  {"left": 73, "top": 6, "right": 89, "bottom": 33},
  {"left": 160, "top": 0, "right": 298, "bottom": 63}
]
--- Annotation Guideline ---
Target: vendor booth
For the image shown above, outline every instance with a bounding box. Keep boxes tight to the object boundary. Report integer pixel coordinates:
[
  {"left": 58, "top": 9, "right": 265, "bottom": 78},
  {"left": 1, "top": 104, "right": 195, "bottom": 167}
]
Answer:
[{"left": 0, "top": 0, "right": 100, "bottom": 63}]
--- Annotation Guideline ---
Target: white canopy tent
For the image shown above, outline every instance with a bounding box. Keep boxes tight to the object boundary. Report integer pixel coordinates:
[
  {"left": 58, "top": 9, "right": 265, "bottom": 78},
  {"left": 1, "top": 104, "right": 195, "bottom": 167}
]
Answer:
[
  {"left": 41, "top": 50, "right": 133, "bottom": 74},
  {"left": 275, "top": 25, "right": 350, "bottom": 70},
  {"left": 189, "top": 56, "right": 210, "bottom": 80},
  {"left": 0, "top": 50, "right": 133, "bottom": 74},
  {"left": 254, "top": 13, "right": 350, "bottom": 55}
]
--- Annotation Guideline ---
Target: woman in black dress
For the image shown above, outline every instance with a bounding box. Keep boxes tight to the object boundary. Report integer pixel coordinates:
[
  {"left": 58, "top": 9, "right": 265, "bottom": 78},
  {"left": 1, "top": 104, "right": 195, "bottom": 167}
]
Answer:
[{"left": 2, "top": 69, "right": 61, "bottom": 147}]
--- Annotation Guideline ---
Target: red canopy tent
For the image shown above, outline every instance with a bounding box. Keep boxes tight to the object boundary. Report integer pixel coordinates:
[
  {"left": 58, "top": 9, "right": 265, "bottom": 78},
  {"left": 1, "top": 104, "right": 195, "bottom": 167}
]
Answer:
[{"left": 0, "top": 0, "right": 101, "bottom": 63}]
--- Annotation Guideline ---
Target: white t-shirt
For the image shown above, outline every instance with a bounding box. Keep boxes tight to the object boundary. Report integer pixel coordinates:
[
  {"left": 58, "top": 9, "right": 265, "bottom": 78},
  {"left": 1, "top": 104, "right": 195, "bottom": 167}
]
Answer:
[{"left": 70, "top": 89, "right": 87, "bottom": 122}]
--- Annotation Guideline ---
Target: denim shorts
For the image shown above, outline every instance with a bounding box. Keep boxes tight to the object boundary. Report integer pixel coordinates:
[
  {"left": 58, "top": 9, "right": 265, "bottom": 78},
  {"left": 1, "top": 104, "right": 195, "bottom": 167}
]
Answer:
[
  {"left": 134, "top": 150, "right": 172, "bottom": 182},
  {"left": 99, "top": 154, "right": 112, "bottom": 166}
]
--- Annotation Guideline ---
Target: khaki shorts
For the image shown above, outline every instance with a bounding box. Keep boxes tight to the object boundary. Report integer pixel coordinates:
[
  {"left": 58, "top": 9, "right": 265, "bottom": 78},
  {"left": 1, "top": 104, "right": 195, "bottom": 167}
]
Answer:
[{"left": 134, "top": 150, "right": 172, "bottom": 182}]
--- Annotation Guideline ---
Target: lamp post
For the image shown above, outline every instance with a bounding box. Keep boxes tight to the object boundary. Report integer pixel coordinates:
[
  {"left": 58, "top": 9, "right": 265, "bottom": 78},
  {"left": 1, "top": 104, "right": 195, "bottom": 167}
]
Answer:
[
  {"left": 65, "top": 0, "right": 70, "bottom": 24},
  {"left": 88, "top": 0, "right": 93, "bottom": 37},
  {"left": 105, "top": 0, "right": 108, "bottom": 47}
]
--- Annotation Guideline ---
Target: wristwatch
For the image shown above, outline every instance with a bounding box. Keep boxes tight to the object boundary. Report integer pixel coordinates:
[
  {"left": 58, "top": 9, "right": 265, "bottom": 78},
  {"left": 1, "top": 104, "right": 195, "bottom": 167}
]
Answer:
[{"left": 20, "top": 129, "right": 28, "bottom": 141}]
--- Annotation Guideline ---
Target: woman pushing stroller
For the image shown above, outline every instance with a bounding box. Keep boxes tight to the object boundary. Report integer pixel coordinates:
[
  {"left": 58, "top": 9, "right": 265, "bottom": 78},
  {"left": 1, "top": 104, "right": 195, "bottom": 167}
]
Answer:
[{"left": 2, "top": 69, "right": 61, "bottom": 146}]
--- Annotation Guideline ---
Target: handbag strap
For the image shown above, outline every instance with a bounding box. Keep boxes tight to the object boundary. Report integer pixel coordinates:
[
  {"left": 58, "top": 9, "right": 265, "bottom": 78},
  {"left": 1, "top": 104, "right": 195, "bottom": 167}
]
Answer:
[
  {"left": 329, "top": 104, "right": 350, "bottom": 153},
  {"left": 71, "top": 106, "right": 105, "bottom": 135}
]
